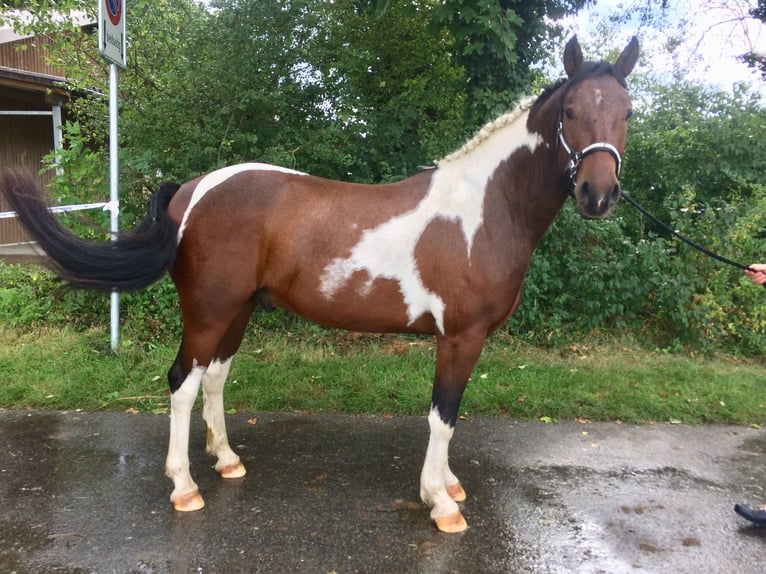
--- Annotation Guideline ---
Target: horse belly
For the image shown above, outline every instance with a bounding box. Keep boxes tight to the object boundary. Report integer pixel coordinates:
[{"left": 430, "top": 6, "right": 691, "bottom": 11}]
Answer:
[{"left": 270, "top": 272, "right": 440, "bottom": 335}]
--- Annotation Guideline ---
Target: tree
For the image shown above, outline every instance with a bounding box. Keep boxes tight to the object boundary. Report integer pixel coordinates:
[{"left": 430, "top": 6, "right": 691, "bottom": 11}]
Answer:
[
  {"left": 314, "top": 0, "right": 466, "bottom": 181},
  {"left": 616, "top": 78, "right": 766, "bottom": 350},
  {"left": 431, "top": 0, "right": 591, "bottom": 126},
  {"left": 743, "top": 0, "right": 766, "bottom": 77},
  {"left": 623, "top": 80, "right": 766, "bottom": 223},
  {"left": 4, "top": 0, "right": 583, "bottom": 189}
]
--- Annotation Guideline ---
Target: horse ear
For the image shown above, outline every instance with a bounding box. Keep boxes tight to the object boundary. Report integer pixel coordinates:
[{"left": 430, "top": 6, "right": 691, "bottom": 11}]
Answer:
[
  {"left": 563, "top": 36, "right": 584, "bottom": 78},
  {"left": 615, "top": 36, "right": 639, "bottom": 78}
]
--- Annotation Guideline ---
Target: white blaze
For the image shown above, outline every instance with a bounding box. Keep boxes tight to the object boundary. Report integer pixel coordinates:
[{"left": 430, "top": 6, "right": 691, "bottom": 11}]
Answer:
[{"left": 319, "top": 107, "right": 543, "bottom": 334}]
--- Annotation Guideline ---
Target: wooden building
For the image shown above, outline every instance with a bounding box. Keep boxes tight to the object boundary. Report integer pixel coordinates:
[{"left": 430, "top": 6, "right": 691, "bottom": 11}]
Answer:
[{"left": 0, "top": 12, "right": 93, "bottom": 244}]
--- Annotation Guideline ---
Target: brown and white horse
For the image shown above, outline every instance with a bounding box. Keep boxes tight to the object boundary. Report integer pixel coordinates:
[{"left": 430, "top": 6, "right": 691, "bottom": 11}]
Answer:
[{"left": 0, "top": 36, "right": 638, "bottom": 532}]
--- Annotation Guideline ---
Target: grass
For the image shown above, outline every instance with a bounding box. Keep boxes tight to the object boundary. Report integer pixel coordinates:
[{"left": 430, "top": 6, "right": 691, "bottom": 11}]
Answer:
[{"left": 1, "top": 323, "right": 764, "bottom": 425}]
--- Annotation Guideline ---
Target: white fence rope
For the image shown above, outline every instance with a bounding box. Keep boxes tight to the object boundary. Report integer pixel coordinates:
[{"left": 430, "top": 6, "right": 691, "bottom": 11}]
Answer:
[{"left": 0, "top": 201, "right": 119, "bottom": 220}]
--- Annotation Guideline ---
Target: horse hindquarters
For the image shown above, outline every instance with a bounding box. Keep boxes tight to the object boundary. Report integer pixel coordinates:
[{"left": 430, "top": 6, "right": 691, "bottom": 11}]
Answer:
[{"left": 420, "top": 328, "right": 487, "bottom": 533}]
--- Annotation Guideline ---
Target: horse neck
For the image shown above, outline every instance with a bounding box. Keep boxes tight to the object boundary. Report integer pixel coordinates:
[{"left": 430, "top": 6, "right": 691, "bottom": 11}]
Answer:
[
  {"left": 441, "top": 97, "right": 568, "bottom": 250},
  {"left": 516, "top": 93, "right": 570, "bottom": 247}
]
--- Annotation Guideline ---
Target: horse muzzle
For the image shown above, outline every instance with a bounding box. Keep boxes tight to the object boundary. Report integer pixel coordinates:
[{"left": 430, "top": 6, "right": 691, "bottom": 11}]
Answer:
[
  {"left": 558, "top": 120, "right": 624, "bottom": 219},
  {"left": 574, "top": 177, "right": 622, "bottom": 220}
]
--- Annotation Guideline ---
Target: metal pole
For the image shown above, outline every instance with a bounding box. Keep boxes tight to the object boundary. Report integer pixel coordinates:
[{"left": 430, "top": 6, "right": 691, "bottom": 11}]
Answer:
[
  {"left": 109, "top": 63, "right": 120, "bottom": 350},
  {"left": 52, "top": 104, "right": 63, "bottom": 176}
]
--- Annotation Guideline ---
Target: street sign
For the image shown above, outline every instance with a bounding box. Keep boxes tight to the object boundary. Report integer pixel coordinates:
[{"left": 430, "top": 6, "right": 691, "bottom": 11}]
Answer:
[{"left": 98, "top": 0, "right": 126, "bottom": 68}]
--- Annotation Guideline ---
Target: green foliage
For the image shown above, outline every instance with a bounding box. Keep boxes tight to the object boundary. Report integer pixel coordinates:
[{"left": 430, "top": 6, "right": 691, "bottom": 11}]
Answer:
[
  {"left": 41, "top": 121, "right": 108, "bottom": 202},
  {"left": 509, "top": 204, "right": 691, "bottom": 344},
  {"left": 315, "top": 0, "right": 466, "bottom": 181},
  {"left": 623, "top": 82, "right": 766, "bottom": 224},
  {"left": 432, "top": 0, "right": 590, "bottom": 125},
  {"left": 0, "top": 265, "right": 180, "bottom": 341},
  {"left": 509, "top": 195, "right": 766, "bottom": 354},
  {"left": 0, "top": 264, "right": 107, "bottom": 330},
  {"left": 120, "top": 278, "right": 182, "bottom": 341}
]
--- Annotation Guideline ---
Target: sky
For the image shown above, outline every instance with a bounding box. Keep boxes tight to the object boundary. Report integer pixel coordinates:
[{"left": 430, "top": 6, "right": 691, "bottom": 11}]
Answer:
[{"left": 560, "top": 0, "right": 766, "bottom": 95}]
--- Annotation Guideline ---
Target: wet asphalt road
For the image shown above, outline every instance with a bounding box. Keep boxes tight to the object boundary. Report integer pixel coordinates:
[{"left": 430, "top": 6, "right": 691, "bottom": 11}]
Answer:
[{"left": 1, "top": 409, "right": 765, "bottom": 574}]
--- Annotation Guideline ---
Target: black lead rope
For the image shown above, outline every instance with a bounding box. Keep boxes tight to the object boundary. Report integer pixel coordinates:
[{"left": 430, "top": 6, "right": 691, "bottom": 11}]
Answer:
[{"left": 620, "top": 191, "right": 765, "bottom": 289}]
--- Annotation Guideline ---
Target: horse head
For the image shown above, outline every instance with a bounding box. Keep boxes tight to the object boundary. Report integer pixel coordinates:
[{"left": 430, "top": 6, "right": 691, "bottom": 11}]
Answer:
[{"left": 558, "top": 35, "right": 639, "bottom": 219}]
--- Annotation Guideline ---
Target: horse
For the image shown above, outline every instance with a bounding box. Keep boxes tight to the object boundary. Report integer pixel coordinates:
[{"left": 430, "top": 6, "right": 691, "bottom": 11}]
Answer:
[{"left": 0, "top": 35, "right": 638, "bottom": 533}]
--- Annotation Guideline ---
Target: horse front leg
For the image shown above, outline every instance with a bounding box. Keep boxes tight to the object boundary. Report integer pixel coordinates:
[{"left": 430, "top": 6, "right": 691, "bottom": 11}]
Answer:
[
  {"left": 202, "top": 357, "right": 246, "bottom": 478},
  {"left": 420, "top": 330, "right": 486, "bottom": 533},
  {"left": 166, "top": 363, "right": 206, "bottom": 511}
]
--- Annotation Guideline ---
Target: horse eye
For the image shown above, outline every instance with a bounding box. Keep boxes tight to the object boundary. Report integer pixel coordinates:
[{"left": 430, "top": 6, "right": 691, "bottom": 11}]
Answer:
[
  {"left": 625, "top": 110, "right": 633, "bottom": 121},
  {"left": 564, "top": 108, "right": 575, "bottom": 120}
]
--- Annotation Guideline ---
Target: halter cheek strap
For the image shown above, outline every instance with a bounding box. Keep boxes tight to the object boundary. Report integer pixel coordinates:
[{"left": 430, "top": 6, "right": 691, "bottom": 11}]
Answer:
[{"left": 557, "top": 120, "right": 622, "bottom": 193}]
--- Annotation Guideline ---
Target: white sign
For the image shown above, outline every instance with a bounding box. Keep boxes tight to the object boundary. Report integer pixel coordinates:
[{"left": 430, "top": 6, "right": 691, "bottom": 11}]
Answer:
[{"left": 98, "top": 0, "right": 126, "bottom": 68}]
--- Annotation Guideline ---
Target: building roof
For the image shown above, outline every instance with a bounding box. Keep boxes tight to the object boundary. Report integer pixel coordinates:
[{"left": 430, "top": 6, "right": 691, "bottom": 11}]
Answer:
[{"left": 0, "top": 9, "right": 93, "bottom": 45}]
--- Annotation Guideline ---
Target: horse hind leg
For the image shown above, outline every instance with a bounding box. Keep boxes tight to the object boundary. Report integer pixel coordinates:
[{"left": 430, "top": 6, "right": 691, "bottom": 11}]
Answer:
[
  {"left": 202, "top": 359, "right": 245, "bottom": 479},
  {"left": 165, "top": 300, "right": 256, "bottom": 511},
  {"left": 202, "top": 301, "right": 257, "bottom": 479}
]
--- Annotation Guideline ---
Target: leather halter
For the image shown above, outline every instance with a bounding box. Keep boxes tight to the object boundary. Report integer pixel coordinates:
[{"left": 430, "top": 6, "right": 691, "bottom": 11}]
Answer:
[{"left": 556, "top": 116, "right": 622, "bottom": 198}]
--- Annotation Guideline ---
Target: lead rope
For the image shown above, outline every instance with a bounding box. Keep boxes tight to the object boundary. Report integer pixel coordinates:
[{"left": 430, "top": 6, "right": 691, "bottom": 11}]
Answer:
[
  {"left": 557, "top": 113, "right": 761, "bottom": 285},
  {"left": 620, "top": 190, "right": 764, "bottom": 288}
]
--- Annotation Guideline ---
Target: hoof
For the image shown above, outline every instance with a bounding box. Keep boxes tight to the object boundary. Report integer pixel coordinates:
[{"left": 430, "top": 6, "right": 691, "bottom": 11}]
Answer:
[
  {"left": 434, "top": 511, "right": 468, "bottom": 533},
  {"left": 447, "top": 482, "right": 466, "bottom": 502},
  {"left": 172, "top": 490, "right": 205, "bottom": 512},
  {"left": 218, "top": 461, "right": 247, "bottom": 479}
]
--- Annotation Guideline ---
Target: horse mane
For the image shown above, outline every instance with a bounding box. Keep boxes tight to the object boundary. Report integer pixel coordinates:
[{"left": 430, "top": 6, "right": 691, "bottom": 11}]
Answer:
[
  {"left": 530, "top": 78, "right": 567, "bottom": 114},
  {"left": 573, "top": 60, "right": 628, "bottom": 89},
  {"left": 437, "top": 96, "right": 538, "bottom": 165}
]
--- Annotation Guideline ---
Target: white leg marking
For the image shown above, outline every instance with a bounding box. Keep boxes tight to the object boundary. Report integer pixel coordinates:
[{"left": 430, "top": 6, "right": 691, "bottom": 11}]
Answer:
[
  {"left": 177, "top": 162, "right": 306, "bottom": 241},
  {"left": 166, "top": 366, "right": 205, "bottom": 506},
  {"left": 202, "top": 358, "right": 245, "bottom": 477},
  {"left": 420, "top": 407, "right": 461, "bottom": 520}
]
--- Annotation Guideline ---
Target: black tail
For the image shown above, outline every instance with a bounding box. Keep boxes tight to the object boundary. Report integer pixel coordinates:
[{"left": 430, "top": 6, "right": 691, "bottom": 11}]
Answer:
[{"left": 0, "top": 169, "right": 179, "bottom": 292}]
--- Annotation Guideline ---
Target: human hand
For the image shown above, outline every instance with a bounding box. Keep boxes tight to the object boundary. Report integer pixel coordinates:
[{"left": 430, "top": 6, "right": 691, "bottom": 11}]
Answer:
[{"left": 745, "top": 263, "right": 766, "bottom": 286}]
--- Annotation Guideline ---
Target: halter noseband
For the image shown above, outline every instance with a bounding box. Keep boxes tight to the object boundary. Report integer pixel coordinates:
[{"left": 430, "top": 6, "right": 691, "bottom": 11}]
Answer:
[{"left": 556, "top": 117, "right": 622, "bottom": 197}]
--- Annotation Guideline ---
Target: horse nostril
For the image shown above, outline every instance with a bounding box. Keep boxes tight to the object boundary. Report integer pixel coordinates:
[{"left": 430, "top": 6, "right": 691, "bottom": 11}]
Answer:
[{"left": 611, "top": 184, "right": 621, "bottom": 203}]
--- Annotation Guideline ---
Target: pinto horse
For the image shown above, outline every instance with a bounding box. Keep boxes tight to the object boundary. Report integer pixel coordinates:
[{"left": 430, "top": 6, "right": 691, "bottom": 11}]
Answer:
[{"left": 0, "top": 36, "right": 638, "bottom": 533}]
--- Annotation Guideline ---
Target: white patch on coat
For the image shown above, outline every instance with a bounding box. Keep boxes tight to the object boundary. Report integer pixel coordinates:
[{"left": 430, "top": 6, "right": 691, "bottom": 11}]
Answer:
[
  {"left": 177, "top": 163, "right": 306, "bottom": 241},
  {"left": 319, "top": 105, "right": 543, "bottom": 334},
  {"left": 595, "top": 88, "right": 604, "bottom": 106}
]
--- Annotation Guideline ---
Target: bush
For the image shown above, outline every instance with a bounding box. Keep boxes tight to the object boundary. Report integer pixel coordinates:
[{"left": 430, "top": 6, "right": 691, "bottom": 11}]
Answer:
[
  {"left": 0, "top": 264, "right": 107, "bottom": 329},
  {"left": 507, "top": 194, "right": 766, "bottom": 355}
]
